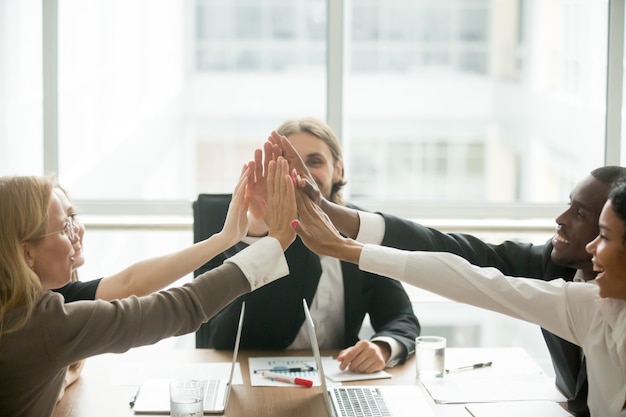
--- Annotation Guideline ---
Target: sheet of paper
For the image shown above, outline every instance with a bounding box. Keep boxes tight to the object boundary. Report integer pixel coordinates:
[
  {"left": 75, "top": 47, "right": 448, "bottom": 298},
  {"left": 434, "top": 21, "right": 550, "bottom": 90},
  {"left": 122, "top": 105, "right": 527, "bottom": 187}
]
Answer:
[
  {"left": 465, "top": 401, "right": 573, "bottom": 417},
  {"left": 322, "top": 357, "right": 392, "bottom": 382},
  {"left": 249, "top": 356, "right": 327, "bottom": 387},
  {"left": 421, "top": 348, "right": 566, "bottom": 404},
  {"left": 110, "top": 362, "right": 243, "bottom": 386},
  {"left": 422, "top": 373, "right": 567, "bottom": 404}
]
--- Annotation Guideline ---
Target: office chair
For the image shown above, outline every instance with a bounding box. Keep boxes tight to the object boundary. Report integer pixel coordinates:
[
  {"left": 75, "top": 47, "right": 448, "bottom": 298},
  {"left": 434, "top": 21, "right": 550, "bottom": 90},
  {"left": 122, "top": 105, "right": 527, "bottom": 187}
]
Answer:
[
  {"left": 192, "top": 193, "right": 232, "bottom": 263},
  {"left": 192, "top": 193, "right": 236, "bottom": 348}
]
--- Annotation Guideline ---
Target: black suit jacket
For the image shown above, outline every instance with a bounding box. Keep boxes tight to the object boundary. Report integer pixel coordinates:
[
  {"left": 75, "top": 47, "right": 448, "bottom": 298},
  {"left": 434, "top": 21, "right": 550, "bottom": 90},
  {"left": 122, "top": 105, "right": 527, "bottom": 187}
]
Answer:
[
  {"left": 196, "top": 236, "right": 420, "bottom": 365},
  {"left": 379, "top": 213, "right": 588, "bottom": 417}
]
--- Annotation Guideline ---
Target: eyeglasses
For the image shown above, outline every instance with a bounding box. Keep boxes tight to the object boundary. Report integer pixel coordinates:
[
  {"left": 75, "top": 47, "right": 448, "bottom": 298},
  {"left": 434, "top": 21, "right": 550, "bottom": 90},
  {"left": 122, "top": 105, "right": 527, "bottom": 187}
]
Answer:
[{"left": 38, "top": 216, "right": 78, "bottom": 240}]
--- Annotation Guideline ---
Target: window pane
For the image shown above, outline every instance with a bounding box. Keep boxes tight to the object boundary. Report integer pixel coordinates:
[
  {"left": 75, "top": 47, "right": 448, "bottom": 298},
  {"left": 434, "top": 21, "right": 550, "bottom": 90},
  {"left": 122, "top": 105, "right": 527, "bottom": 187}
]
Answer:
[
  {"left": 0, "top": 0, "right": 43, "bottom": 176},
  {"left": 57, "top": 0, "right": 326, "bottom": 200},
  {"left": 346, "top": 0, "right": 607, "bottom": 204}
]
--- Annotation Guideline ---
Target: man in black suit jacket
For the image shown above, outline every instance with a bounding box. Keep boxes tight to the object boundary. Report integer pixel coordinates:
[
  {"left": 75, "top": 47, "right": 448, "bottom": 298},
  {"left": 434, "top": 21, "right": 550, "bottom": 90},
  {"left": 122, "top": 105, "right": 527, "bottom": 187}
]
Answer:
[
  {"left": 306, "top": 165, "right": 626, "bottom": 417},
  {"left": 196, "top": 118, "right": 419, "bottom": 373}
]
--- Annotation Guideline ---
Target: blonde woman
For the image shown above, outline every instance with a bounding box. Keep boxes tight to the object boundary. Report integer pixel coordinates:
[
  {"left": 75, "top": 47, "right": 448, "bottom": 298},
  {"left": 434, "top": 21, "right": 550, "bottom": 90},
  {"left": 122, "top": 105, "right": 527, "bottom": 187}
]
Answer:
[{"left": 0, "top": 157, "right": 296, "bottom": 417}]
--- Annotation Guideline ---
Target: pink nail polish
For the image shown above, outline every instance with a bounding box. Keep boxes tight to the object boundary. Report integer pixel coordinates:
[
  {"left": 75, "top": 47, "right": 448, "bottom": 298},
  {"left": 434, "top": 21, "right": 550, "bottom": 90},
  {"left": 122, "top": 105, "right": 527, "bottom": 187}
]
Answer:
[{"left": 290, "top": 219, "right": 299, "bottom": 228}]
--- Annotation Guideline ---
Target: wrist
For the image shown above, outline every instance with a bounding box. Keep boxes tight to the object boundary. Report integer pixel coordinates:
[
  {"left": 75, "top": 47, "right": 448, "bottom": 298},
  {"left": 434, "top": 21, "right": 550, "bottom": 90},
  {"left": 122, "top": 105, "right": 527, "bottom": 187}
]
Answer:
[
  {"left": 269, "top": 230, "right": 296, "bottom": 251},
  {"left": 329, "top": 236, "right": 363, "bottom": 265}
]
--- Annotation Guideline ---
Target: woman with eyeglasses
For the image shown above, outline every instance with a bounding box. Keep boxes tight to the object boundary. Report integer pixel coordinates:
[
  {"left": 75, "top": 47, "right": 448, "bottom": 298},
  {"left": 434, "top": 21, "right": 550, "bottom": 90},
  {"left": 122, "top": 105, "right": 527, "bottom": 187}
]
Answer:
[
  {"left": 0, "top": 157, "right": 297, "bottom": 417},
  {"left": 291, "top": 177, "right": 626, "bottom": 417}
]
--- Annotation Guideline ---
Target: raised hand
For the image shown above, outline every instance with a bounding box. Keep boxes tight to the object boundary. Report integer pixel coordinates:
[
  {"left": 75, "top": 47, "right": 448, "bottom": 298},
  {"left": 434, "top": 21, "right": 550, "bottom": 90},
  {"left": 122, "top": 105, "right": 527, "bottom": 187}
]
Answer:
[
  {"left": 219, "top": 164, "right": 251, "bottom": 247},
  {"left": 266, "top": 157, "right": 297, "bottom": 250},
  {"left": 246, "top": 140, "right": 286, "bottom": 236}
]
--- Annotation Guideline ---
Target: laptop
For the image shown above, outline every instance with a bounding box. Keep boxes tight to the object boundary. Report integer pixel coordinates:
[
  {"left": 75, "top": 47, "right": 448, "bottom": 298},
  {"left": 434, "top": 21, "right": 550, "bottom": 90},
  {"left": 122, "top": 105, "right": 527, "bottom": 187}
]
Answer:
[
  {"left": 302, "top": 299, "right": 435, "bottom": 417},
  {"left": 132, "top": 302, "right": 245, "bottom": 414}
]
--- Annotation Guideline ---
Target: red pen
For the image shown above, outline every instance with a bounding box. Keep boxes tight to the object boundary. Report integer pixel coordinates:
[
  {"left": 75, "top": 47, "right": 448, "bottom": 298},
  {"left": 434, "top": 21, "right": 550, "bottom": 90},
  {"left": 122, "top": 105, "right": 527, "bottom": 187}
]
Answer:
[{"left": 261, "top": 371, "right": 313, "bottom": 388}]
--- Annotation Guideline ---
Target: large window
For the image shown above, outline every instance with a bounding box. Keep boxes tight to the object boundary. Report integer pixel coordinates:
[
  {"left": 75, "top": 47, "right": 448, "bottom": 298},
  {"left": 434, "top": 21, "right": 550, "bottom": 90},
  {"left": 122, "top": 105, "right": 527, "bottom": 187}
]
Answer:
[{"left": 1, "top": 0, "right": 617, "bottom": 211}]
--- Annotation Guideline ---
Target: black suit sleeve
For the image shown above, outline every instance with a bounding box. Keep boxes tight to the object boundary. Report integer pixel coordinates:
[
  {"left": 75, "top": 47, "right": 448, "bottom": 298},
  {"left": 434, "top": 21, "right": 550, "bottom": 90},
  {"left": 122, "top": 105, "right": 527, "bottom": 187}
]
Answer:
[{"left": 380, "top": 212, "right": 552, "bottom": 278}]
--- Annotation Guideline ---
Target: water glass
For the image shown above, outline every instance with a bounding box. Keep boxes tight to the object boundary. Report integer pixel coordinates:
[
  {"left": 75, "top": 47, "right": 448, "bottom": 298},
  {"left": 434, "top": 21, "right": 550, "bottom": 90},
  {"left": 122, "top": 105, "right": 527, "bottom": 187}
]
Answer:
[
  {"left": 415, "top": 336, "right": 446, "bottom": 379},
  {"left": 169, "top": 379, "right": 205, "bottom": 417}
]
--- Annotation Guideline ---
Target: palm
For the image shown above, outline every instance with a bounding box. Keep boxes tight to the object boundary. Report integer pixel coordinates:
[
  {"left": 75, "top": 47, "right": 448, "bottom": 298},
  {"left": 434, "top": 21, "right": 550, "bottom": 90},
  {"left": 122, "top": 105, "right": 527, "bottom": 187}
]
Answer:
[{"left": 247, "top": 176, "right": 268, "bottom": 222}]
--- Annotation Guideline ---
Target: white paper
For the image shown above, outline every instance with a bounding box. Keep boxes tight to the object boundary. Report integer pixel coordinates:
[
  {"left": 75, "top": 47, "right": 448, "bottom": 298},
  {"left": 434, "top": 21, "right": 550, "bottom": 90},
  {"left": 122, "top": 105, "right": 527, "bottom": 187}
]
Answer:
[
  {"left": 465, "top": 401, "right": 573, "bottom": 416},
  {"left": 111, "top": 362, "right": 243, "bottom": 386},
  {"left": 322, "top": 357, "right": 392, "bottom": 382},
  {"left": 421, "top": 348, "right": 566, "bottom": 404},
  {"left": 422, "top": 373, "right": 566, "bottom": 403}
]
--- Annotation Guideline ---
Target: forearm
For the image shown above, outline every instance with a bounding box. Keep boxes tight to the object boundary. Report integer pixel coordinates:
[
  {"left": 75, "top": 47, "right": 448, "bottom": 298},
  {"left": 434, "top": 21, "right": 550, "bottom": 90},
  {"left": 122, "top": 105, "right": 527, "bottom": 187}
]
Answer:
[
  {"left": 359, "top": 245, "right": 579, "bottom": 342},
  {"left": 95, "top": 232, "right": 234, "bottom": 300}
]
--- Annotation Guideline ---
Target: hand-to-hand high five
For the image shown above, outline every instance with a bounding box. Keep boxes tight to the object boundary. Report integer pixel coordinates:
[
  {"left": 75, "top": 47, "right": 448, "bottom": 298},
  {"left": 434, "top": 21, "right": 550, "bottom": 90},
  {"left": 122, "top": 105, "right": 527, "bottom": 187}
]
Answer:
[
  {"left": 198, "top": 120, "right": 419, "bottom": 375},
  {"left": 262, "top": 131, "right": 396, "bottom": 373}
]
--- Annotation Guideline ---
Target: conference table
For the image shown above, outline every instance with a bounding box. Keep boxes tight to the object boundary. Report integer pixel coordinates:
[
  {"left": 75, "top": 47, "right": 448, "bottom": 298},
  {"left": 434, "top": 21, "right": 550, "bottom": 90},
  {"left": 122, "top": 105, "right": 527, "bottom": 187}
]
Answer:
[{"left": 52, "top": 345, "right": 565, "bottom": 417}]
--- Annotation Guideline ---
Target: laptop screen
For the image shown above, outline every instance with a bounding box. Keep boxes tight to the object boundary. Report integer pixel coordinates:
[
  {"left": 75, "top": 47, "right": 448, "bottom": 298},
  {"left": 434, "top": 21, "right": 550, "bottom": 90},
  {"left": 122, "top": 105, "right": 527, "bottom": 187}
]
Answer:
[{"left": 302, "top": 299, "right": 336, "bottom": 417}]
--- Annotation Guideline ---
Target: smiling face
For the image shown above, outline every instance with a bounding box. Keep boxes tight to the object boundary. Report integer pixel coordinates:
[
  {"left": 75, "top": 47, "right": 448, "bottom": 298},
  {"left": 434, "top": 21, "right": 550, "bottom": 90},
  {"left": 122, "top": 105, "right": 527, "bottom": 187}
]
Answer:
[
  {"left": 23, "top": 192, "right": 77, "bottom": 290},
  {"left": 551, "top": 174, "right": 610, "bottom": 280},
  {"left": 585, "top": 200, "right": 626, "bottom": 299},
  {"left": 55, "top": 188, "right": 85, "bottom": 269},
  {"left": 286, "top": 131, "right": 344, "bottom": 201}
]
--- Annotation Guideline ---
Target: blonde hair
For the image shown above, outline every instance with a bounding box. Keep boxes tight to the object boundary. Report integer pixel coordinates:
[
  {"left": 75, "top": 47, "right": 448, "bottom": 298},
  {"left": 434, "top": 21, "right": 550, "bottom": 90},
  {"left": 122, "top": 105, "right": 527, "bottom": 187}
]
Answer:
[
  {"left": 0, "top": 176, "right": 53, "bottom": 336},
  {"left": 276, "top": 117, "right": 347, "bottom": 205}
]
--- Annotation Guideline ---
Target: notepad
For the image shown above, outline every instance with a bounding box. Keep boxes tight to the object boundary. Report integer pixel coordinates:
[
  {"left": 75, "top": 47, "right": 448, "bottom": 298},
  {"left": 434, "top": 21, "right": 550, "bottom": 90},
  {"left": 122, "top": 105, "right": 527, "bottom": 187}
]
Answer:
[
  {"left": 321, "top": 357, "right": 392, "bottom": 382},
  {"left": 465, "top": 401, "right": 573, "bottom": 416}
]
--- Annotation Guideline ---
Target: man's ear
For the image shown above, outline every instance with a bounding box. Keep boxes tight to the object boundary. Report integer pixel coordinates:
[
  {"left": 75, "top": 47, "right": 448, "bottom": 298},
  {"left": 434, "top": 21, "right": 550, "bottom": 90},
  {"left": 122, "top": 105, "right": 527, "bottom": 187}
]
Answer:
[{"left": 333, "top": 158, "right": 344, "bottom": 182}]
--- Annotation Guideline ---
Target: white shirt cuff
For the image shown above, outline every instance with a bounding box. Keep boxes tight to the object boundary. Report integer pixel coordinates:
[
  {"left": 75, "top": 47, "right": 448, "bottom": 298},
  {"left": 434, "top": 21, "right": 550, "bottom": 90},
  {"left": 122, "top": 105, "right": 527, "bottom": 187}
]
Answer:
[
  {"left": 371, "top": 336, "right": 404, "bottom": 368},
  {"left": 355, "top": 211, "right": 386, "bottom": 245},
  {"left": 225, "top": 237, "right": 289, "bottom": 290}
]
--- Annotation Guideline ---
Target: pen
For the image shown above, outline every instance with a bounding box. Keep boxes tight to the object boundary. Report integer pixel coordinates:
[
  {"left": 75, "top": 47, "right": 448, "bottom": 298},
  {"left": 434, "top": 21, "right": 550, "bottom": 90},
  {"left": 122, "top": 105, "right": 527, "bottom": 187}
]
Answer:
[
  {"left": 253, "top": 365, "right": 314, "bottom": 374},
  {"left": 261, "top": 371, "right": 314, "bottom": 387},
  {"left": 445, "top": 361, "right": 493, "bottom": 373},
  {"left": 128, "top": 387, "right": 140, "bottom": 408}
]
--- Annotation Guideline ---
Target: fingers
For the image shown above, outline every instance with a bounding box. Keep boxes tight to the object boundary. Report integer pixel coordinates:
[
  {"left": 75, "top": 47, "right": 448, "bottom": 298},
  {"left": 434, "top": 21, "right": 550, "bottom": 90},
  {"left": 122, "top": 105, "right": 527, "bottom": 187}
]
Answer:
[
  {"left": 263, "top": 142, "right": 274, "bottom": 172},
  {"left": 267, "top": 158, "right": 289, "bottom": 197},
  {"left": 269, "top": 131, "right": 283, "bottom": 149},
  {"left": 232, "top": 165, "right": 251, "bottom": 205},
  {"left": 265, "top": 157, "right": 297, "bottom": 249},
  {"left": 254, "top": 149, "right": 263, "bottom": 182}
]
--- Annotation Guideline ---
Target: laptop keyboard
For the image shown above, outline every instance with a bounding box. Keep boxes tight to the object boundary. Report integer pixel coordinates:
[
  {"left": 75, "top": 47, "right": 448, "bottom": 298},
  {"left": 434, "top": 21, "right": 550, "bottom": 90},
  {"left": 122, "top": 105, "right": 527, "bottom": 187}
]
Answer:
[
  {"left": 204, "top": 379, "right": 221, "bottom": 408},
  {"left": 333, "top": 387, "right": 392, "bottom": 417}
]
